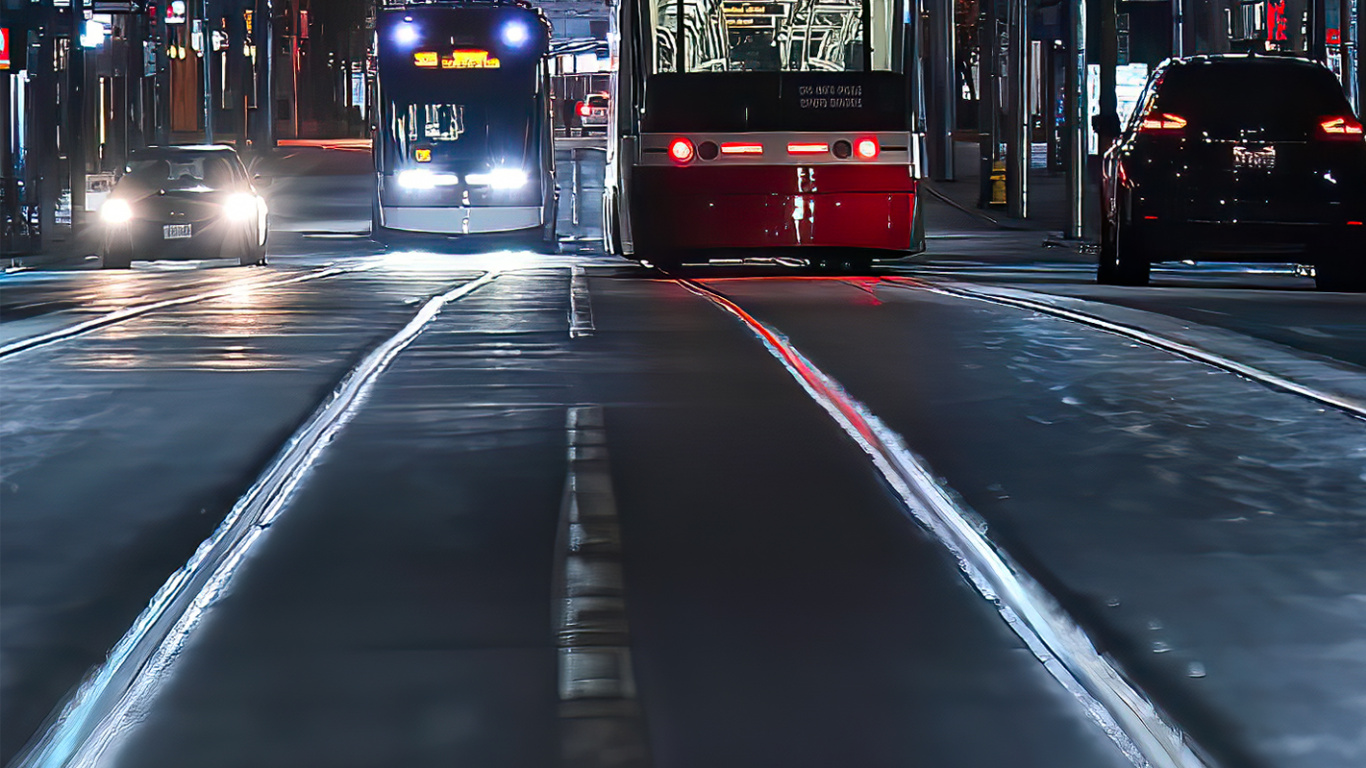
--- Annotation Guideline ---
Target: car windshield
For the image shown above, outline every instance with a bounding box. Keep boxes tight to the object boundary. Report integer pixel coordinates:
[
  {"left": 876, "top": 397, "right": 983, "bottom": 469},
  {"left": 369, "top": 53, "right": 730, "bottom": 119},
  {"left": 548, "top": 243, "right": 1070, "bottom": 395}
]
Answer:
[
  {"left": 126, "top": 153, "right": 241, "bottom": 191},
  {"left": 1146, "top": 59, "right": 1354, "bottom": 139}
]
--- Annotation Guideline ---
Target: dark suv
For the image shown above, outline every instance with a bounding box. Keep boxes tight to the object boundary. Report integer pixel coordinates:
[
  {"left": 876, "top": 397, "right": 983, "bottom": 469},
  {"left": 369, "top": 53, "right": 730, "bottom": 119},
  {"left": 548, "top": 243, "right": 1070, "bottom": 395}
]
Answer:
[{"left": 1099, "top": 55, "right": 1366, "bottom": 290}]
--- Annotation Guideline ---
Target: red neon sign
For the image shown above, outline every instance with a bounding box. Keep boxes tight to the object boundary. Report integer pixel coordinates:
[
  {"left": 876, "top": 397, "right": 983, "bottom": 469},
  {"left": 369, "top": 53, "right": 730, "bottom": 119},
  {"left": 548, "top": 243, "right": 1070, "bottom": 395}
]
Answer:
[
  {"left": 0, "top": 28, "right": 11, "bottom": 71},
  {"left": 1267, "top": 1, "right": 1288, "bottom": 42}
]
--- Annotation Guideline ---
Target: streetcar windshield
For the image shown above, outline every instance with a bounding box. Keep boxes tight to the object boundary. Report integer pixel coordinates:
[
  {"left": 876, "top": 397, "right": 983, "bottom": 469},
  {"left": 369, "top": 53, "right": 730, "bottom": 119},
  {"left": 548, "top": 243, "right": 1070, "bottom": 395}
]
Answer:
[
  {"left": 384, "top": 97, "right": 534, "bottom": 167},
  {"left": 644, "top": 0, "right": 900, "bottom": 73}
]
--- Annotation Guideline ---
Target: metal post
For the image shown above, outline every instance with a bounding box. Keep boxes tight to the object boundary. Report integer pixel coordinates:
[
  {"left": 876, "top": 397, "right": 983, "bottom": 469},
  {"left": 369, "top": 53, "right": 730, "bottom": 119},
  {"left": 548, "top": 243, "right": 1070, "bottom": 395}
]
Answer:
[
  {"left": 978, "top": 4, "right": 996, "bottom": 207},
  {"left": 1005, "top": 0, "right": 1026, "bottom": 216},
  {"left": 202, "top": 0, "right": 214, "bottom": 143},
  {"left": 70, "top": 0, "right": 88, "bottom": 231},
  {"left": 1313, "top": 0, "right": 1328, "bottom": 60},
  {"left": 938, "top": 0, "right": 955, "bottom": 179},
  {"left": 255, "top": 0, "right": 275, "bottom": 148},
  {"left": 1172, "top": 0, "right": 1184, "bottom": 57},
  {"left": 1067, "top": 0, "right": 1086, "bottom": 239}
]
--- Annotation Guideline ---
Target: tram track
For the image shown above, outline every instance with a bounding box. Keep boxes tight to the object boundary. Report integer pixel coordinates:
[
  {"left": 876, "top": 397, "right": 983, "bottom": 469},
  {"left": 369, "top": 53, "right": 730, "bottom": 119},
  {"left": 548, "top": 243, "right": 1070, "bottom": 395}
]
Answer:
[
  {"left": 11, "top": 271, "right": 501, "bottom": 768},
  {"left": 676, "top": 275, "right": 1212, "bottom": 768},
  {"left": 884, "top": 276, "right": 1366, "bottom": 422},
  {"left": 0, "top": 265, "right": 372, "bottom": 359}
]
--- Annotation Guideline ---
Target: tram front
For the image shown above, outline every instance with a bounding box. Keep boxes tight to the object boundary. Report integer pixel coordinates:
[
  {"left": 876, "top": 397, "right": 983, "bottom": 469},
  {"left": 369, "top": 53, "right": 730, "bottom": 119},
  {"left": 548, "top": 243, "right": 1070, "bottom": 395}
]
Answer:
[{"left": 373, "top": 1, "right": 555, "bottom": 239}]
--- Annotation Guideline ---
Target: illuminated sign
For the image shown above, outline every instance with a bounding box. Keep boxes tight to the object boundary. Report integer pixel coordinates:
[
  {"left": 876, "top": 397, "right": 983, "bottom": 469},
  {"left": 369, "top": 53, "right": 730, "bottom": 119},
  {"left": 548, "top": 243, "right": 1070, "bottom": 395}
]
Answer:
[
  {"left": 1267, "top": 1, "right": 1288, "bottom": 42},
  {"left": 443, "top": 49, "right": 500, "bottom": 69},
  {"left": 415, "top": 148, "right": 432, "bottom": 162},
  {"left": 166, "top": 0, "right": 187, "bottom": 24},
  {"left": 0, "top": 28, "right": 10, "bottom": 71},
  {"left": 415, "top": 49, "right": 500, "bottom": 69}
]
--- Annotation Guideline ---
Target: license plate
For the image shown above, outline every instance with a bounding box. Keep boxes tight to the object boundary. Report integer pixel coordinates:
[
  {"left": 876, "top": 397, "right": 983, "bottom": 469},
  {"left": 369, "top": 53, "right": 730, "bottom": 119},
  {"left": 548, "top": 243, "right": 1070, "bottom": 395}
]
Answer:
[
  {"left": 1233, "top": 145, "right": 1275, "bottom": 170},
  {"left": 163, "top": 224, "right": 193, "bottom": 239}
]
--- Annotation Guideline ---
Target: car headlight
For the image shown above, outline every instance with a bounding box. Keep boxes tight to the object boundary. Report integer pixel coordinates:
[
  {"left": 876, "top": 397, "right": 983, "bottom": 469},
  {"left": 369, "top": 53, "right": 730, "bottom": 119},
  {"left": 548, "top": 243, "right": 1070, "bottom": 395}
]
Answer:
[
  {"left": 100, "top": 198, "right": 133, "bottom": 224},
  {"left": 397, "top": 169, "right": 459, "bottom": 189},
  {"left": 223, "top": 193, "right": 259, "bottom": 222},
  {"left": 464, "top": 168, "right": 527, "bottom": 190}
]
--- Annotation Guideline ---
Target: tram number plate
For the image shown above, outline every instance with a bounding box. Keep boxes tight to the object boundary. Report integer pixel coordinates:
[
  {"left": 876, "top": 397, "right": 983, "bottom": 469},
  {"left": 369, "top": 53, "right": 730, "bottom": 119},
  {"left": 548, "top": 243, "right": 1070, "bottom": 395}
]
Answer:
[
  {"left": 163, "top": 224, "right": 193, "bottom": 239},
  {"left": 1233, "top": 145, "right": 1275, "bottom": 170}
]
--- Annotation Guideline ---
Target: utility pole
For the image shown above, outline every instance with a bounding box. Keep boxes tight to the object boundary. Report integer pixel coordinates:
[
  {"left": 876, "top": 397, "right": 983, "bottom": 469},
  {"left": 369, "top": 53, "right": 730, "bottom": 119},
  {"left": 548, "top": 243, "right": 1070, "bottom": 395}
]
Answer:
[
  {"left": 1066, "top": 0, "right": 1086, "bottom": 239},
  {"left": 1171, "top": 0, "right": 1184, "bottom": 57},
  {"left": 1005, "top": 0, "right": 1028, "bottom": 218}
]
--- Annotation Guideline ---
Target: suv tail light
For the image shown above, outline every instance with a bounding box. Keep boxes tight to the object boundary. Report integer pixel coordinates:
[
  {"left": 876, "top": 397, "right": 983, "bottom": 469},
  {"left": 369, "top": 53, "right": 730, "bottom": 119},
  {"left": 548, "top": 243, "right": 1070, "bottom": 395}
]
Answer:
[
  {"left": 576, "top": 102, "right": 591, "bottom": 118},
  {"left": 1138, "top": 112, "right": 1187, "bottom": 135},
  {"left": 1318, "top": 115, "right": 1364, "bottom": 141}
]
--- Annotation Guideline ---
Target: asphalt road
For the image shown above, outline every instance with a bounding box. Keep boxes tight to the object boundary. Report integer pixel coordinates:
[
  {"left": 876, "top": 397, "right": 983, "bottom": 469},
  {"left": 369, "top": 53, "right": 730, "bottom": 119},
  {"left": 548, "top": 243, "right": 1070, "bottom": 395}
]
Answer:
[{"left": 2, "top": 143, "right": 1364, "bottom": 768}]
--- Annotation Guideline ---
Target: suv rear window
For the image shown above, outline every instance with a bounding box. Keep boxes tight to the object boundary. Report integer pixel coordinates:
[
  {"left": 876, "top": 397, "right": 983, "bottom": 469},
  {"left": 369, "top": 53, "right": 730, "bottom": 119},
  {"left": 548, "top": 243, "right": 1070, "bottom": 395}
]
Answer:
[
  {"left": 1150, "top": 59, "right": 1353, "bottom": 139},
  {"left": 586, "top": 95, "right": 609, "bottom": 108}
]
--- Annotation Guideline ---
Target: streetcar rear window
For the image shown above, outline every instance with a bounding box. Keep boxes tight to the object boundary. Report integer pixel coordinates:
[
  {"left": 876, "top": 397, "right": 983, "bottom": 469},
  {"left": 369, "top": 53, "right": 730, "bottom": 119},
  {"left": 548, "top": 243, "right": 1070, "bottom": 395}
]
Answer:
[{"left": 645, "top": 0, "right": 899, "bottom": 73}]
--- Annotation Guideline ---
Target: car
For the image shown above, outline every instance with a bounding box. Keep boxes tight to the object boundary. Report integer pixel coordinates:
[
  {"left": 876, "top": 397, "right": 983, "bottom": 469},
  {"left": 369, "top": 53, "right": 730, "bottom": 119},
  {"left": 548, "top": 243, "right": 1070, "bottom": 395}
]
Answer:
[
  {"left": 1099, "top": 54, "right": 1366, "bottom": 291},
  {"left": 576, "top": 93, "right": 610, "bottom": 133},
  {"left": 99, "top": 145, "right": 269, "bottom": 269}
]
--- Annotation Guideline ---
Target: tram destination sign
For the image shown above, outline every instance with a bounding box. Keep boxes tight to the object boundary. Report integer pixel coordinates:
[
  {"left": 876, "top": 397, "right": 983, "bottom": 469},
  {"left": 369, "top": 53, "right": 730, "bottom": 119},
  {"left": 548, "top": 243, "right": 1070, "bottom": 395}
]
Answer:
[
  {"left": 721, "top": 2, "right": 785, "bottom": 28},
  {"left": 413, "top": 49, "right": 502, "bottom": 69}
]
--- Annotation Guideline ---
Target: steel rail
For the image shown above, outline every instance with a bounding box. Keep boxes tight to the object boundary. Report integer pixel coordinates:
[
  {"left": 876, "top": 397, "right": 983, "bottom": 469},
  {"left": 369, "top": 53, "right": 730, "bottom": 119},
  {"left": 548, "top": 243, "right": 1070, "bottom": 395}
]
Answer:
[
  {"left": 677, "top": 275, "right": 1211, "bottom": 768},
  {"left": 12, "top": 271, "right": 502, "bottom": 768},
  {"left": 0, "top": 266, "right": 369, "bottom": 359},
  {"left": 889, "top": 277, "right": 1366, "bottom": 422}
]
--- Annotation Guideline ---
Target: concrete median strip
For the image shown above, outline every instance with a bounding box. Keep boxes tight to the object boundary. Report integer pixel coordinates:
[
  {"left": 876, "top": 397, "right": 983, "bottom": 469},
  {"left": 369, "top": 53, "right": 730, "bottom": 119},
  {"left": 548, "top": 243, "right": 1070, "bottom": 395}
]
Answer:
[
  {"left": 678, "top": 277, "right": 1212, "bottom": 768},
  {"left": 11, "top": 271, "right": 501, "bottom": 768}
]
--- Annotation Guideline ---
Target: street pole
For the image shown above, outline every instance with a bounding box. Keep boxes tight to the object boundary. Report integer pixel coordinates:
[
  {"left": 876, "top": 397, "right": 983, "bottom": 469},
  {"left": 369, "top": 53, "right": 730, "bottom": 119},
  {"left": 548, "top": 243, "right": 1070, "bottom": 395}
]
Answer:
[
  {"left": 1066, "top": 0, "right": 1086, "bottom": 239},
  {"left": 1171, "top": 0, "right": 1184, "bottom": 57},
  {"left": 254, "top": 0, "right": 275, "bottom": 149},
  {"left": 1005, "top": 0, "right": 1028, "bottom": 218},
  {"left": 202, "top": 0, "right": 214, "bottom": 143},
  {"left": 938, "top": 0, "right": 956, "bottom": 179},
  {"left": 977, "top": 4, "right": 996, "bottom": 207},
  {"left": 69, "top": 0, "right": 88, "bottom": 231}
]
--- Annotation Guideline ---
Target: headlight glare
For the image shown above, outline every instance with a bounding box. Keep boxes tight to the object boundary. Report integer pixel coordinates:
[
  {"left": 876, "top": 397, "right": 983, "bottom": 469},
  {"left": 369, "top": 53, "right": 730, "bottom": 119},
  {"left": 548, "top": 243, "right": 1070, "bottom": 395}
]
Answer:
[
  {"left": 223, "top": 193, "right": 259, "bottom": 222},
  {"left": 100, "top": 199, "right": 134, "bottom": 224},
  {"left": 465, "top": 168, "right": 527, "bottom": 189}
]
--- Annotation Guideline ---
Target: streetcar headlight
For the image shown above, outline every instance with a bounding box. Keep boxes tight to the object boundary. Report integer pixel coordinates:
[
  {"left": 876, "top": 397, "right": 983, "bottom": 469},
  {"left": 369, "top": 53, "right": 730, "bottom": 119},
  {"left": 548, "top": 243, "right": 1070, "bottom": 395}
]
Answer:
[
  {"left": 502, "top": 20, "right": 531, "bottom": 47},
  {"left": 100, "top": 198, "right": 134, "bottom": 224},
  {"left": 465, "top": 168, "right": 527, "bottom": 189},
  {"left": 397, "top": 169, "right": 459, "bottom": 189},
  {"left": 393, "top": 21, "right": 420, "bottom": 46},
  {"left": 223, "top": 192, "right": 259, "bottom": 222}
]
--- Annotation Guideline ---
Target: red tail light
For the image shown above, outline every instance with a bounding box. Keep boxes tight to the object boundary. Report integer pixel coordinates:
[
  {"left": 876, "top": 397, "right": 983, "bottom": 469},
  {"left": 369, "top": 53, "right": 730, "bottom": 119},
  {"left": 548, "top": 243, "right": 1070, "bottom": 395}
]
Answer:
[
  {"left": 786, "top": 142, "right": 829, "bottom": 155},
  {"left": 855, "top": 137, "right": 879, "bottom": 159},
  {"left": 1138, "top": 112, "right": 1187, "bottom": 135},
  {"left": 576, "top": 102, "right": 591, "bottom": 118},
  {"left": 1318, "top": 115, "right": 1364, "bottom": 140},
  {"left": 668, "top": 137, "right": 695, "bottom": 163}
]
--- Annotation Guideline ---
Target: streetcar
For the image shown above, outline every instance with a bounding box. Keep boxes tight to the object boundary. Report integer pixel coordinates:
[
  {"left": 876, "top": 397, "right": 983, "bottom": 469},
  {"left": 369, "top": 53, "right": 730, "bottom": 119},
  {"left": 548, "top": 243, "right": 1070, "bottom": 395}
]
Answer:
[
  {"left": 372, "top": 0, "right": 556, "bottom": 242},
  {"left": 603, "top": 0, "right": 926, "bottom": 267}
]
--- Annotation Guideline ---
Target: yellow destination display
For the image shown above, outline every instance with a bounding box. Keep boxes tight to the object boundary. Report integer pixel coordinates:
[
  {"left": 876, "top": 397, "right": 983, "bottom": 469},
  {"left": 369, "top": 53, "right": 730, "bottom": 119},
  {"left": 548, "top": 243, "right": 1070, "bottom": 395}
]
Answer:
[
  {"left": 442, "top": 49, "right": 501, "bottom": 69},
  {"left": 413, "top": 51, "right": 439, "bottom": 67}
]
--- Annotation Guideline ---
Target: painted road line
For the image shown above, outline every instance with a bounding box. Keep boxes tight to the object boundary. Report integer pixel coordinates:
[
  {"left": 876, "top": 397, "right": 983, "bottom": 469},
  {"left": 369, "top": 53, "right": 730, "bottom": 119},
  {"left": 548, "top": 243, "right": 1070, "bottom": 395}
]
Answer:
[
  {"left": 12, "top": 271, "right": 501, "bottom": 768},
  {"left": 679, "top": 277, "right": 1210, "bottom": 768},
  {"left": 570, "top": 265, "right": 595, "bottom": 338},
  {"left": 554, "top": 405, "right": 650, "bottom": 768},
  {"left": 0, "top": 266, "right": 370, "bottom": 359},
  {"left": 893, "top": 278, "right": 1366, "bottom": 422}
]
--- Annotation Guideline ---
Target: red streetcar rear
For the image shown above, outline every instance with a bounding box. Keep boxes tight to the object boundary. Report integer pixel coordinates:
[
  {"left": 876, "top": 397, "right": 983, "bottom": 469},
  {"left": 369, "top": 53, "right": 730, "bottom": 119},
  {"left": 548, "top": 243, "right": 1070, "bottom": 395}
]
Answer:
[{"left": 604, "top": 0, "right": 926, "bottom": 266}]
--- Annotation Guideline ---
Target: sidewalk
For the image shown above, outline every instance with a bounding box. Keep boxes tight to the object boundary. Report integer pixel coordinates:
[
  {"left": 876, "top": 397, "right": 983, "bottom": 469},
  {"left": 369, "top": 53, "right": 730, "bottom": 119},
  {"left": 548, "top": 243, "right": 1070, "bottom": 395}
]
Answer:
[{"left": 917, "top": 138, "right": 1095, "bottom": 265}]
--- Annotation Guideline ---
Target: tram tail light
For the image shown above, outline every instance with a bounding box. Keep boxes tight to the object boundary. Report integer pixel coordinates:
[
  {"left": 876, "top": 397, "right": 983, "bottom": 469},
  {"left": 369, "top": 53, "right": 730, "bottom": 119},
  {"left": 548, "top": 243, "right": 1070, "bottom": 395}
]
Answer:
[
  {"left": 721, "top": 142, "right": 764, "bottom": 155},
  {"left": 1137, "top": 112, "right": 1187, "bottom": 135},
  {"left": 855, "top": 137, "right": 879, "bottom": 159},
  {"left": 668, "top": 137, "right": 695, "bottom": 164},
  {"left": 786, "top": 142, "right": 829, "bottom": 155},
  {"left": 1317, "top": 115, "right": 1364, "bottom": 141}
]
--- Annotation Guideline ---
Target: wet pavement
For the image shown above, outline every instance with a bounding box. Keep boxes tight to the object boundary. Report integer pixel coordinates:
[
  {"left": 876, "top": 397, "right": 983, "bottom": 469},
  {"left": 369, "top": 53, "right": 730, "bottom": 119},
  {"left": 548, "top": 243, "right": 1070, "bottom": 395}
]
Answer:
[{"left": 2, "top": 139, "right": 1365, "bottom": 768}]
